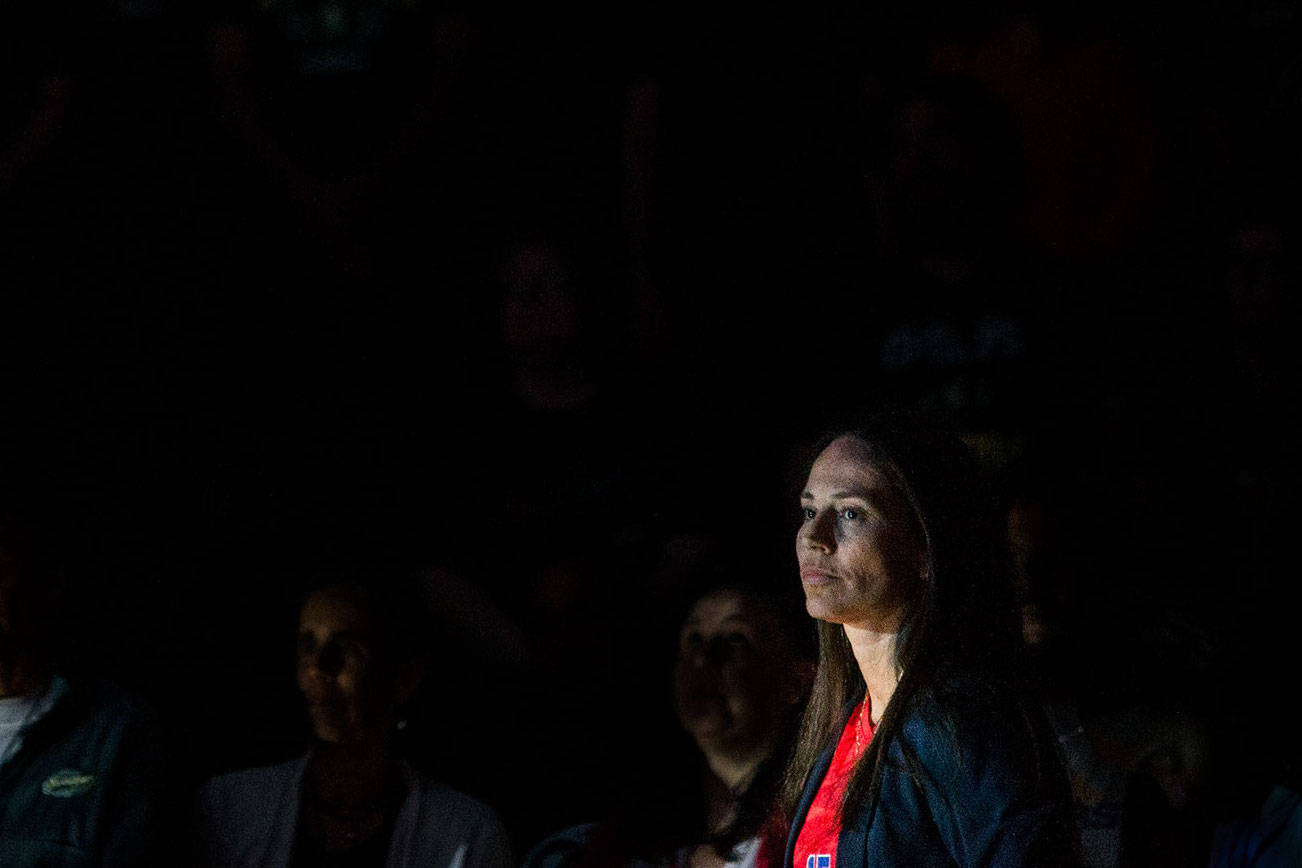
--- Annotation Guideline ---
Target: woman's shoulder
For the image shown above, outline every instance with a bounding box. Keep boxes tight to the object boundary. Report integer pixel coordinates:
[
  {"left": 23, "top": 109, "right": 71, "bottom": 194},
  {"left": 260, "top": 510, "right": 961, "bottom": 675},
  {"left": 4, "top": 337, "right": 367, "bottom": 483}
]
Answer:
[
  {"left": 199, "top": 754, "right": 306, "bottom": 800},
  {"left": 407, "top": 773, "right": 513, "bottom": 863},
  {"left": 191, "top": 755, "right": 308, "bottom": 865},
  {"left": 905, "top": 666, "right": 1040, "bottom": 735},
  {"left": 894, "top": 666, "right": 1059, "bottom": 787},
  {"left": 410, "top": 773, "right": 504, "bottom": 827},
  {"left": 195, "top": 755, "right": 310, "bottom": 832},
  {"left": 881, "top": 668, "right": 1077, "bottom": 865}
]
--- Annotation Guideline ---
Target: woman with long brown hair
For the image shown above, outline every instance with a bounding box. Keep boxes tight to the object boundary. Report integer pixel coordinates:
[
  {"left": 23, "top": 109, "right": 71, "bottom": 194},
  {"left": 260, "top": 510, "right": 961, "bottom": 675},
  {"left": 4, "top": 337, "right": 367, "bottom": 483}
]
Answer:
[{"left": 779, "top": 418, "right": 1076, "bottom": 867}]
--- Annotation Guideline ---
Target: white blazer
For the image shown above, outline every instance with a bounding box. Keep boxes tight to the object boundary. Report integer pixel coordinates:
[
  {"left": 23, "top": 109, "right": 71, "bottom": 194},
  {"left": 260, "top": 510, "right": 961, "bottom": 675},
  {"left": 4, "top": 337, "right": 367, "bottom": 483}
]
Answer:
[{"left": 194, "top": 754, "right": 512, "bottom": 868}]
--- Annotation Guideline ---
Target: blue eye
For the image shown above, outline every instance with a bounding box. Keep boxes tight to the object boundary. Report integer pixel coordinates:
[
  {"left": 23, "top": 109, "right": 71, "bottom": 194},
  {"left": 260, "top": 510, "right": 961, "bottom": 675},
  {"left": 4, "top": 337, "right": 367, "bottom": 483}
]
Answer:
[
  {"left": 841, "top": 507, "right": 863, "bottom": 521},
  {"left": 801, "top": 507, "right": 816, "bottom": 520}
]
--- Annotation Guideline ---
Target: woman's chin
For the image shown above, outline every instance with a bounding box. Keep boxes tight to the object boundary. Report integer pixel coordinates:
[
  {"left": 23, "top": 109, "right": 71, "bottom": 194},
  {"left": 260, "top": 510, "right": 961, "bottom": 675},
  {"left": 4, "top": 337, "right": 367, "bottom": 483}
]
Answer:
[
  {"left": 308, "top": 716, "right": 367, "bottom": 746},
  {"left": 682, "top": 713, "right": 734, "bottom": 745},
  {"left": 803, "top": 595, "right": 847, "bottom": 624}
]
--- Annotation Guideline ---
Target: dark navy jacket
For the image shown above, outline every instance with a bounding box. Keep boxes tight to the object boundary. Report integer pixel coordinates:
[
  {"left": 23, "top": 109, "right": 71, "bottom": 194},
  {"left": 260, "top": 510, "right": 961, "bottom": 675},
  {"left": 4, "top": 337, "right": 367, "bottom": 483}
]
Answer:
[
  {"left": 785, "top": 672, "right": 1076, "bottom": 868},
  {"left": 0, "top": 678, "right": 164, "bottom": 867}
]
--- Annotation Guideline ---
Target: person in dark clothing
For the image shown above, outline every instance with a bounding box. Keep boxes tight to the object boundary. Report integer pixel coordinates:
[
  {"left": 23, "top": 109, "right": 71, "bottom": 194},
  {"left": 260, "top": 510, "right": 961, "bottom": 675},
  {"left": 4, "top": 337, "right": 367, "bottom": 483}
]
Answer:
[
  {"left": 779, "top": 418, "right": 1076, "bottom": 867},
  {"left": 0, "top": 515, "right": 166, "bottom": 867}
]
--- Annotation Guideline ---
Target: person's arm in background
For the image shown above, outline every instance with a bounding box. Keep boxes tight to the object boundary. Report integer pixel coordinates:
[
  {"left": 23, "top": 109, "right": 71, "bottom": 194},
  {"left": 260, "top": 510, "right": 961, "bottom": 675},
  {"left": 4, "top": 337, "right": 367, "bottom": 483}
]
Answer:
[
  {"left": 98, "top": 697, "right": 169, "bottom": 867},
  {"left": 90, "top": 687, "right": 169, "bottom": 864}
]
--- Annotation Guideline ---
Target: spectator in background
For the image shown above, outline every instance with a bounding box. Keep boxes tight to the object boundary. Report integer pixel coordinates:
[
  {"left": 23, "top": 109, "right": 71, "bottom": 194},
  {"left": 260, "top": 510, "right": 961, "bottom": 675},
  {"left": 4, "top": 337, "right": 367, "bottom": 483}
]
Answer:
[
  {"left": 852, "top": 74, "right": 1043, "bottom": 467},
  {"left": 1004, "top": 447, "right": 1269, "bottom": 868},
  {"left": 0, "top": 512, "right": 166, "bottom": 866},
  {"left": 1211, "top": 780, "right": 1302, "bottom": 866},
  {"left": 497, "top": 235, "right": 608, "bottom": 414},
  {"left": 925, "top": 9, "right": 1159, "bottom": 259},
  {"left": 1204, "top": 211, "right": 1302, "bottom": 868},
  {"left": 192, "top": 574, "right": 511, "bottom": 868},
  {"left": 524, "top": 582, "right": 814, "bottom": 868},
  {"left": 447, "top": 221, "right": 670, "bottom": 846},
  {"left": 203, "top": 0, "right": 472, "bottom": 279},
  {"left": 1004, "top": 469, "right": 1135, "bottom": 868}
]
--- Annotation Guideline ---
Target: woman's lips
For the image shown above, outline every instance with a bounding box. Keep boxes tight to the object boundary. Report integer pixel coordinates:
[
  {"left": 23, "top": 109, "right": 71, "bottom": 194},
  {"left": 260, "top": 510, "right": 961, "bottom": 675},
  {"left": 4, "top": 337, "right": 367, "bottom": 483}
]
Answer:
[{"left": 801, "top": 568, "right": 836, "bottom": 586}]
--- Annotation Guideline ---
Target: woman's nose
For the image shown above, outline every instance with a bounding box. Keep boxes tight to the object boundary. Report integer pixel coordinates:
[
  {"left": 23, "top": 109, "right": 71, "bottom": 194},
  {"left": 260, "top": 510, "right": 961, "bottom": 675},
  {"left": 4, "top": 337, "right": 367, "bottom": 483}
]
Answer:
[
  {"left": 684, "top": 640, "right": 730, "bottom": 671},
  {"left": 704, "top": 638, "right": 735, "bottom": 668},
  {"left": 312, "top": 642, "right": 345, "bottom": 677},
  {"left": 799, "top": 510, "right": 834, "bottom": 552}
]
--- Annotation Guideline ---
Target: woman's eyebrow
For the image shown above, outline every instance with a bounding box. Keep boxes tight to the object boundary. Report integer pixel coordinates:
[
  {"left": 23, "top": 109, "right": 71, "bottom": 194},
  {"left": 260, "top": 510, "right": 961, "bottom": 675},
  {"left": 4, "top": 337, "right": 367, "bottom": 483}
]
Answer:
[
  {"left": 301, "top": 628, "right": 370, "bottom": 642},
  {"left": 801, "top": 489, "right": 875, "bottom": 500}
]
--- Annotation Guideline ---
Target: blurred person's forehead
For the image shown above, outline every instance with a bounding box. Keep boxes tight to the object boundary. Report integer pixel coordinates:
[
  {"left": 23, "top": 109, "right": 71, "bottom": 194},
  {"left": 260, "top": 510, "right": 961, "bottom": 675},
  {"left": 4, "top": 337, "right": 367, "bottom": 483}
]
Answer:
[
  {"left": 505, "top": 245, "right": 566, "bottom": 286},
  {"left": 299, "top": 589, "right": 374, "bottom": 633},
  {"left": 685, "top": 591, "right": 747, "bottom": 624},
  {"left": 685, "top": 591, "right": 777, "bottom": 634}
]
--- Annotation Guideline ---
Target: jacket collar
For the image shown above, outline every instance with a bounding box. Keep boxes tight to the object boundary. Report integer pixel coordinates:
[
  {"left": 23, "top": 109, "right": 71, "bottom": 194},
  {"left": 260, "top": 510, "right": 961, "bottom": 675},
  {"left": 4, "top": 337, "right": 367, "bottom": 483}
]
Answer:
[
  {"left": 260, "top": 751, "right": 423, "bottom": 868},
  {"left": 783, "top": 693, "right": 864, "bottom": 868}
]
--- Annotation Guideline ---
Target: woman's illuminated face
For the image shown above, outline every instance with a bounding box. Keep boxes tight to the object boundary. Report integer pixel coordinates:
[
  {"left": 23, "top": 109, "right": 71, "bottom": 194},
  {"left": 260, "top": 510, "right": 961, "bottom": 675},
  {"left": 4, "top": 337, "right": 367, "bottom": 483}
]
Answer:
[
  {"left": 295, "top": 589, "right": 395, "bottom": 745},
  {"left": 796, "top": 436, "right": 927, "bottom": 631}
]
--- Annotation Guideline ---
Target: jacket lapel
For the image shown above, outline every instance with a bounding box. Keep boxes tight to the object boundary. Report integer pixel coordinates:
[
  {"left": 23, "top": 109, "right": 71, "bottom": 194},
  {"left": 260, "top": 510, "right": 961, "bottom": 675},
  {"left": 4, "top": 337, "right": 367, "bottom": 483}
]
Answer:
[{"left": 259, "top": 754, "right": 309, "bottom": 867}]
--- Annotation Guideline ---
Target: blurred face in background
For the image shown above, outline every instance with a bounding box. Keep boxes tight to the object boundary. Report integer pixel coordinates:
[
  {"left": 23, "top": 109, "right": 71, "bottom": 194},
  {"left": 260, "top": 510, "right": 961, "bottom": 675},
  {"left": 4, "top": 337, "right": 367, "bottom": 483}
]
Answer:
[
  {"left": 295, "top": 588, "right": 403, "bottom": 746},
  {"left": 673, "top": 590, "right": 804, "bottom": 758},
  {"left": 498, "top": 242, "right": 598, "bottom": 410},
  {"left": 500, "top": 244, "right": 582, "bottom": 349}
]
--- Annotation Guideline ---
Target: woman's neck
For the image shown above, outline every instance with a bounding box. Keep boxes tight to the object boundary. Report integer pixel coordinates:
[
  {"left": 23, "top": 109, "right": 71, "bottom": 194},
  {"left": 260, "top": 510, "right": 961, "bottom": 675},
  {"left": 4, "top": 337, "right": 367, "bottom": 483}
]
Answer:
[
  {"left": 843, "top": 624, "right": 899, "bottom": 726},
  {"left": 700, "top": 737, "right": 771, "bottom": 795},
  {"left": 308, "top": 738, "right": 397, "bottom": 804},
  {"left": 698, "top": 757, "right": 752, "bottom": 833}
]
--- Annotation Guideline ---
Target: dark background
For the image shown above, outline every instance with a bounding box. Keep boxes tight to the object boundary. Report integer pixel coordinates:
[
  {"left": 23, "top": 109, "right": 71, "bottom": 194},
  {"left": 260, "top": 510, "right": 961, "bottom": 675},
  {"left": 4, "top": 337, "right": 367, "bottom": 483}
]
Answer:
[{"left": 2, "top": 0, "right": 1297, "bottom": 856}]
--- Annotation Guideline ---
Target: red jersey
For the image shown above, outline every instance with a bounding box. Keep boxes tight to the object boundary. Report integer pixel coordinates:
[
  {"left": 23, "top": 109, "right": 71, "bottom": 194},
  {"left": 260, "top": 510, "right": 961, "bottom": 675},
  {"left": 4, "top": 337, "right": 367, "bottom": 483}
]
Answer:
[{"left": 791, "top": 699, "right": 874, "bottom": 868}]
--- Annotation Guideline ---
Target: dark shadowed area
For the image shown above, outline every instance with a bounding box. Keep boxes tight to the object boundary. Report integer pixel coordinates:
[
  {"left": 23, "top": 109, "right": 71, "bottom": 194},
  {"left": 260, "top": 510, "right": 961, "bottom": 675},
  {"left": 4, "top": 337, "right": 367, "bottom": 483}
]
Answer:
[{"left": 2, "top": 1, "right": 1298, "bottom": 863}]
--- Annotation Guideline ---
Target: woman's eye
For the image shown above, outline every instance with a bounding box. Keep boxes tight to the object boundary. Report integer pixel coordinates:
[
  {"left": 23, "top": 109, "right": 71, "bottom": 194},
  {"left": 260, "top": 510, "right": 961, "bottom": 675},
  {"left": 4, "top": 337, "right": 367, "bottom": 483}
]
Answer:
[
  {"left": 337, "top": 639, "right": 370, "bottom": 663},
  {"left": 841, "top": 507, "right": 862, "bottom": 521},
  {"left": 801, "top": 506, "right": 816, "bottom": 521}
]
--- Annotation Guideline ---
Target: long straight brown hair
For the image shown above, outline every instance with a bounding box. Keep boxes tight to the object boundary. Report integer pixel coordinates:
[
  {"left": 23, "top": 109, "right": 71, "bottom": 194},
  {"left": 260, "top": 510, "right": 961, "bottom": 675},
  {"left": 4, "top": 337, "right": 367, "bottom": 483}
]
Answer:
[{"left": 776, "top": 418, "right": 1018, "bottom": 831}]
